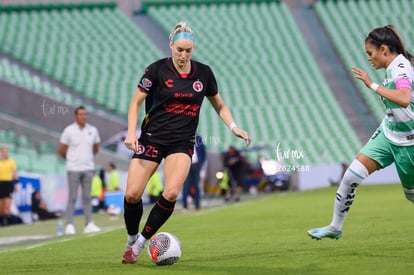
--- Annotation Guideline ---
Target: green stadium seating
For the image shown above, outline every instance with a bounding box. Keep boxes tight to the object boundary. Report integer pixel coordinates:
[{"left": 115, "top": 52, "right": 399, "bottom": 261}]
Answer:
[
  {"left": 147, "top": 1, "right": 362, "bottom": 164},
  {"left": 0, "top": 6, "right": 162, "bottom": 116},
  {"left": 0, "top": 129, "right": 65, "bottom": 174},
  {"left": 0, "top": 1, "right": 373, "bottom": 166},
  {"left": 0, "top": 57, "right": 95, "bottom": 109},
  {"left": 314, "top": 0, "right": 414, "bottom": 123}
]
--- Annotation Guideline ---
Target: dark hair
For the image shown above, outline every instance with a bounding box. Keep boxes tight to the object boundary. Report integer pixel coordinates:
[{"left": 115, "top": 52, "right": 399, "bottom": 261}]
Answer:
[
  {"left": 109, "top": 162, "right": 116, "bottom": 169},
  {"left": 365, "top": 25, "right": 414, "bottom": 65},
  {"left": 74, "top": 105, "right": 86, "bottom": 115}
]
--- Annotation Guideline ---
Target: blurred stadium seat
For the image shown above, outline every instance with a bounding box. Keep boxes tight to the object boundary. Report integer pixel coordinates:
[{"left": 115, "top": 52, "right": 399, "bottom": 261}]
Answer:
[
  {"left": 0, "top": 128, "right": 65, "bottom": 174},
  {"left": 0, "top": 3, "right": 162, "bottom": 115}
]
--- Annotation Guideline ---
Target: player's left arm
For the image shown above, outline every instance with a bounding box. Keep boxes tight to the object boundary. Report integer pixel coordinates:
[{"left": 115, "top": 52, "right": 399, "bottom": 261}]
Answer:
[
  {"left": 93, "top": 143, "right": 99, "bottom": 155},
  {"left": 352, "top": 66, "right": 411, "bottom": 108},
  {"left": 375, "top": 85, "right": 411, "bottom": 108},
  {"left": 207, "top": 93, "right": 251, "bottom": 147},
  {"left": 93, "top": 128, "right": 100, "bottom": 155},
  {"left": 12, "top": 160, "right": 18, "bottom": 180},
  {"left": 59, "top": 143, "right": 68, "bottom": 159}
]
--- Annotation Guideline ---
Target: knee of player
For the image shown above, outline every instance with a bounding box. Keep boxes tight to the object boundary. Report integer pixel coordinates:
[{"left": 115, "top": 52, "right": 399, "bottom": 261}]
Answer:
[
  {"left": 161, "top": 190, "right": 180, "bottom": 202},
  {"left": 124, "top": 192, "right": 142, "bottom": 203}
]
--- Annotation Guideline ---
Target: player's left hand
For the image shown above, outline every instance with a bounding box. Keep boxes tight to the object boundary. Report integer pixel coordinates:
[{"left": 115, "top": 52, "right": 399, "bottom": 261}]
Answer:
[
  {"left": 232, "top": 127, "right": 251, "bottom": 147},
  {"left": 352, "top": 66, "right": 373, "bottom": 88}
]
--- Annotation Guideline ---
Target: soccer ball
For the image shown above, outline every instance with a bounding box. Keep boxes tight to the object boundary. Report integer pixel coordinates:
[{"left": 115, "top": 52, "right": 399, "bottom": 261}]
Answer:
[{"left": 148, "top": 232, "right": 182, "bottom": 265}]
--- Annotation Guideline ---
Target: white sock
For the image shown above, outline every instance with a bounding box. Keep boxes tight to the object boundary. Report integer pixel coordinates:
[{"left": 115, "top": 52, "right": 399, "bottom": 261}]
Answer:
[
  {"left": 330, "top": 159, "right": 368, "bottom": 230},
  {"left": 132, "top": 233, "right": 147, "bottom": 254},
  {"left": 137, "top": 233, "right": 147, "bottom": 246},
  {"left": 127, "top": 234, "right": 138, "bottom": 244}
]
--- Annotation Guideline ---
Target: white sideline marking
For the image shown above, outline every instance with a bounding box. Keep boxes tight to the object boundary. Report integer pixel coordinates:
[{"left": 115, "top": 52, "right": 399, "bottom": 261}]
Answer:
[{"left": 0, "top": 226, "right": 123, "bottom": 253}]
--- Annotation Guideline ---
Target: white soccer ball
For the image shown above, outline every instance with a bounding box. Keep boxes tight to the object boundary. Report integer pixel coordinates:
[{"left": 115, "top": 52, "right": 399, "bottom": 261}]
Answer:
[{"left": 148, "top": 232, "right": 182, "bottom": 265}]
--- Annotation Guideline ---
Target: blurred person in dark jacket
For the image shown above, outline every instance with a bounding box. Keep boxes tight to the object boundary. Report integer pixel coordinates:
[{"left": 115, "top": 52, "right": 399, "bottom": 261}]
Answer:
[{"left": 182, "top": 135, "right": 206, "bottom": 212}]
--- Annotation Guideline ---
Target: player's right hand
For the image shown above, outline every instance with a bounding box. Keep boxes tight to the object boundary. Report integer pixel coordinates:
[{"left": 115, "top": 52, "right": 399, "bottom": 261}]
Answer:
[
  {"left": 124, "top": 134, "right": 138, "bottom": 153},
  {"left": 232, "top": 127, "right": 251, "bottom": 147}
]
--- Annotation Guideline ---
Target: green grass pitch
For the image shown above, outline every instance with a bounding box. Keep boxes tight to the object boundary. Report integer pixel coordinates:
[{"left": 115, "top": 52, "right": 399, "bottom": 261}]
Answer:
[{"left": 1, "top": 184, "right": 414, "bottom": 275}]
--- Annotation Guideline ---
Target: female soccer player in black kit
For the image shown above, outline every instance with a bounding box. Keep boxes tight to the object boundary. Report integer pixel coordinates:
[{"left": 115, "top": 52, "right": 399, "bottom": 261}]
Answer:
[{"left": 122, "top": 21, "right": 251, "bottom": 264}]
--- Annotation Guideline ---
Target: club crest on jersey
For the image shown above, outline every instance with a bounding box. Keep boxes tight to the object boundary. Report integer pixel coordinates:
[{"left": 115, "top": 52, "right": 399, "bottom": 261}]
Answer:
[
  {"left": 136, "top": 145, "right": 145, "bottom": 155},
  {"left": 141, "top": 78, "right": 152, "bottom": 89},
  {"left": 193, "top": 80, "right": 203, "bottom": 92}
]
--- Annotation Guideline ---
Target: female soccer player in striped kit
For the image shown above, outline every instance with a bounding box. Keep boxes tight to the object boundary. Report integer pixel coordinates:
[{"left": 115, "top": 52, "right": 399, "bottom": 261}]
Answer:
[
  {"left": 122, "top": 21, "right": 250, "bottom": 263},
  {"left": 308, "top": 25, "right": 414, "bottom": 240}
]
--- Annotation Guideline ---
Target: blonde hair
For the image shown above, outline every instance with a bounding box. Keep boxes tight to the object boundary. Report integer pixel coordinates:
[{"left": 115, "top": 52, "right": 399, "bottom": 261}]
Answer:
[{"left": 169, "top": 21, "right": 195, "bottom": 42}]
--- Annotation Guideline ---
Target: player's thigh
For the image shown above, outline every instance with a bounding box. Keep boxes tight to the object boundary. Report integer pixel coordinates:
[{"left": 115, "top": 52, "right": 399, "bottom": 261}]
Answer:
[
  {"left": 0, "top": 181, "right": 12, "bottom": 199},
  {"left": 125, "top": 158, "right": 159, "bottom": 201},
  {"left": 392, "top": 145, "right": 414, "bottom": 188},
  {"left": 163, "top": 153, "right": 191, "bottom": 201},
  {"left": 359, "top": 128, "right": 394, "bottom": 173}
]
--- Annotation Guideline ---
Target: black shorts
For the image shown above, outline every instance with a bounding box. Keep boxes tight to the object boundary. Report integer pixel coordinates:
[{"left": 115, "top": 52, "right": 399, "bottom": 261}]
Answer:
[
  {"left": 131, "top": 138, "right": 194, "bottom": 164},
  {"left": 0, "top": 181, "right": 14, "bottom": 199}
]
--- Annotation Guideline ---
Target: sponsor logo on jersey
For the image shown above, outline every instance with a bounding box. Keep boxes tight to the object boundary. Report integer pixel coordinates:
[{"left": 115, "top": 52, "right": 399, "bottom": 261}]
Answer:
[
  {"left": 174, "top": 92, "right": 193, "bottom": 98},
  {"left": 398, "top": 63, "right": 405, "bottom": 68},
  {"left": 140, "top": 78, "right": 152, "bottom": 89},
  {"left": 165, "top": 79, "right": 174, "bottom": 88},
  {"left": 136, "top": 145, "right": 145, "bottom": 155},
  {"left": 193, "top": 80, "right": 203, "bottom": 92}
]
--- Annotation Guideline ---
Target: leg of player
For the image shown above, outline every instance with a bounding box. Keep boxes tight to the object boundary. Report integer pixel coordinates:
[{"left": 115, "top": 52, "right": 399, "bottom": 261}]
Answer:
[
  {"left": 65, "top": 172, "right": 81, "bottom": 235},
  {"left": 124, "top": 153, "right": 191, "bottom": 264},
  {"left": 81, "top": 170, "right": 101, "bottom": 233},
  {"left": 122, "top": 158, "right": 159, "bottom": 264},
  {"left": 307, "top": 154, "right": 378, "bottom": 240},
  {"left": 396, "top": 147, "right": 414, "bottom": 203}
]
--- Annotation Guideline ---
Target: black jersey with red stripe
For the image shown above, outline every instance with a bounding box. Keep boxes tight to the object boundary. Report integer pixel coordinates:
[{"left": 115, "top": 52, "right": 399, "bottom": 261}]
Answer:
[{"left": 137, "top": 58, "right": 218, "bottom": 145}]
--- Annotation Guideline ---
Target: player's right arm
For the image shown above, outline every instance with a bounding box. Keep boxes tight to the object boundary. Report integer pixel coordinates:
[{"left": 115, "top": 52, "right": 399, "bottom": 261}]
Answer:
[
  {"left": 124, "top": 88, "right": 147, "bottom": 153},
  {"left": 59, "top": 127, "right": 69, "bottom": 159},
  {"left": 59, "top": 143, "right": 68, "bottom": 159}
]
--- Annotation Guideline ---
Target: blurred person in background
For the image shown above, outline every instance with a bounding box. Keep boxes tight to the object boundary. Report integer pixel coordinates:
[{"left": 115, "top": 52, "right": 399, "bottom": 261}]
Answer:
[
  {"left": 97, "top": 168, "right": 107, "bottom": 211},
  {"left": 91, "top": 170, "right": 103, "bottom": 213},
  {"left": 182, "top": 134, "right": 206, "bottom": 212},
  {"left": 222, "top": 146, "right": 245, "bottom": 202},
  {"left": 0, "top": 146, "right": 18, "bottom": 225},
  {"left": 31, "top": 190, "right": 62, "bottom": 221},
  {"left": 106, "top": 162, "right": 120, "bottom": 191},
  {"left": 146, "top": 170, "right": 163, "bottom": 204},
  {"left": 59, "top": 106, "right": 101, "bottom": 235}
]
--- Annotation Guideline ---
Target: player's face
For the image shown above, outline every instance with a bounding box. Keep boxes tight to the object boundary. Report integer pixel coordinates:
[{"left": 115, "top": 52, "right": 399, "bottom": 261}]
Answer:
[
  {"left": 75, "top": 109, "right": 87, "bottom": 126},
  {"left": 170, "top": 39, "right": 194, "bottom": 67},
  {"left": 1, "top": 147, "right": 8, "bottom": 159},
  {"left": 365, "top": 42, "right": 386, "bottom": 69}
]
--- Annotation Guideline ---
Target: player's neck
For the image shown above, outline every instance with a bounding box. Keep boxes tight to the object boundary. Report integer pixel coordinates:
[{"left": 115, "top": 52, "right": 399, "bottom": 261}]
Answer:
[{"left": 172, "top": 59, "right": 191, "bottom": 74}]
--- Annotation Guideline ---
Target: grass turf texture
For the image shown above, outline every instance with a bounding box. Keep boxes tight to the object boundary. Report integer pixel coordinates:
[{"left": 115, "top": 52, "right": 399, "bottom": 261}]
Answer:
[{"left": 1, "top": 184, "right": 414, "bottom": 274}]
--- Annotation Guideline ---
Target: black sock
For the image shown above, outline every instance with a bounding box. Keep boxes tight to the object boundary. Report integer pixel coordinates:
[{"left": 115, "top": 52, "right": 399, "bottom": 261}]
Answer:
[
  {"left": 141, "top": 195, "right": 175, "bottom": 239},
  {"left": 123, "top": 197, "right": 143, "bottom": 236}
]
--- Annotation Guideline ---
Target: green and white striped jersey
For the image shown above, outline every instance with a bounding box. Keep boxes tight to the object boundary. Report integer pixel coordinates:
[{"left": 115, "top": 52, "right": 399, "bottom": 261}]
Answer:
[{"left": 381, "top": 54, "right": 414, "bottom": 146}]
